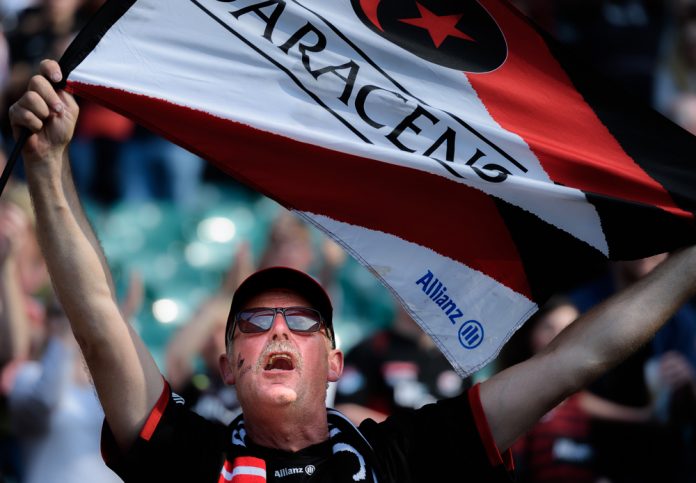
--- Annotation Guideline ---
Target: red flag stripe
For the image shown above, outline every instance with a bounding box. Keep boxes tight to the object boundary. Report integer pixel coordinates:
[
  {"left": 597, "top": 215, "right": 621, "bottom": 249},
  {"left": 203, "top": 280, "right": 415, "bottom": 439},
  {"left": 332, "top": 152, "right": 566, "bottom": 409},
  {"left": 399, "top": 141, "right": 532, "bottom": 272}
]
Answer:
[
  {"left": 67, "top": 80, "right": 534, "bottom": 299},
  {"left": 469, "top": 0, "right": 690, "bottom": 220}
]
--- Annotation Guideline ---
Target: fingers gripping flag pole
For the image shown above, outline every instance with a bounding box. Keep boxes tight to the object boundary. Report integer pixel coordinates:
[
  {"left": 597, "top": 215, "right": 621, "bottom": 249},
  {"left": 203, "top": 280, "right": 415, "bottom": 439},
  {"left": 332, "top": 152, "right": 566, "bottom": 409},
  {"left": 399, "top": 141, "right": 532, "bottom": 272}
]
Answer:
[
  {"left": 1, "top": 78, "right": 69, "bottom": 196},
  {"left": 54, "top": 0, "right": 695, "bottom": 376}
]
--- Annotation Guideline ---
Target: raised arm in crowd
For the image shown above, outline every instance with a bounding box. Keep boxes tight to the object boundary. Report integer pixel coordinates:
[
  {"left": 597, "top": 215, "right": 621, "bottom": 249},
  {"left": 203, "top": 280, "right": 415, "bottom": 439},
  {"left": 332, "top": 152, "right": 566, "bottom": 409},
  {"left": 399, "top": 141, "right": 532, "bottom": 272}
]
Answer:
[{"left": 9, "top": 60, "right": 163, "bottom": 451}]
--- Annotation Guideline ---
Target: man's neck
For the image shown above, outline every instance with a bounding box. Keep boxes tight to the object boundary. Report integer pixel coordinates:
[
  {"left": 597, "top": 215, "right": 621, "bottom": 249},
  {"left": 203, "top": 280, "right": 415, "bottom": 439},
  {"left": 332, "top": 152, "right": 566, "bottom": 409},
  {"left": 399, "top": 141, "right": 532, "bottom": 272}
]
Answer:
[{"left": 242, "top": 404, "right": 330, "bottom": 452}]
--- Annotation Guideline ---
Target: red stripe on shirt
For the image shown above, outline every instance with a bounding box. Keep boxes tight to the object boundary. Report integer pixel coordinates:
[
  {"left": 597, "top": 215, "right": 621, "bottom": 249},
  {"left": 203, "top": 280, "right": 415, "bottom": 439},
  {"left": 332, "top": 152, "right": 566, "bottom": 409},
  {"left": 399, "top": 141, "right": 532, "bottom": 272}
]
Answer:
[
  {"left": 140, "top": 380, "right": 170, "bottom": 442},
  {"left": 469, "top": 383, "right": 514, "bottom": 471}
]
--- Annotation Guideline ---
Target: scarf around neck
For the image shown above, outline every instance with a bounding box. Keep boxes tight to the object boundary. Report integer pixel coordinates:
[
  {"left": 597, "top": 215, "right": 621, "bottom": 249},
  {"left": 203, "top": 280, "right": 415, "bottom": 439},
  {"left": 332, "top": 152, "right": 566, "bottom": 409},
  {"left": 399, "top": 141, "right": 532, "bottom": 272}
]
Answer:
[{"left": 219, "top": 408, "right": 382, "bottom": 482}]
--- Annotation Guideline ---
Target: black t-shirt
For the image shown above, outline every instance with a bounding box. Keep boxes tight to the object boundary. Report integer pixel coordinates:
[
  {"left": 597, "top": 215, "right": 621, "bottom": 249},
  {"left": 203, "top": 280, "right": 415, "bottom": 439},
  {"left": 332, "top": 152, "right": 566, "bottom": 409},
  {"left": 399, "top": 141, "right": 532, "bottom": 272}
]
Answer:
[{"left": 101, "top": 383, "right": 513, "bottom": 482}]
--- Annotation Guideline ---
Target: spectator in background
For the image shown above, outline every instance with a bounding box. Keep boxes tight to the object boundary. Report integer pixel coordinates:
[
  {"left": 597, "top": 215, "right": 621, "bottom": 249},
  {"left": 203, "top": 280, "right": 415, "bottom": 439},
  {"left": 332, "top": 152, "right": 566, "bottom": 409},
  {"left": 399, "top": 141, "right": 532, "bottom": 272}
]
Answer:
[
  {"left": 258, "top": 209, "right": 346, "bottom": 323},
  {"left": 0, "top": 181, "right": 54, "bottom": 482},
  {"left": 572, "top": 255, "right": 696, "bottom": 400},
  {"left": 0, "top": 182, "right": 50, "bottom": 368},
  {"left": 2, "top": 0, "right": 195, "bottom": 206},
  {"left": 669, "top": 91, "right": 696, "bottom": 134},
  {"left": 335, "top": 305, "right": 468, "bottom": 425},
  {"left": 0, "top": 179, "right": 142, "bottom": 483},
  {"left": 0, "top": 198, "right": 32, "bottom": 368},
  {"left": 166, "top": 243, "right": 254, "bottom": 425},
  {"left": 1, "top": 0, "right": 125, "bottom": 202},
  {"left": 69, "top": 100, "right": 135, "bottom": 204},
  {"left": 506, "top": 292, "right": 696, "bottom": 483},
  {"left": 4, "top": 0, "right": 83, "bottom": 126},
  {"left": 506, "top": 297, "right": 605, "bottom": 483},
  {"left": 258, "top": 210, "right": 316, "bottom": 272},
  {"left": 1, "top": 253, "right": 140, "bottom": 483},
  {"left": 655, "top": 2, "right": 696, "bottom": 115},
  {"left": 6, "top": 298, "right": 121, "bottom": 483},
  {"left": 569, "top": 255, "right": 696, "bottom": 482},
  {"left": 117, "top": 126, "right": 205, "bottom": 207},
  {"left": 0, "top": 188, "right": 36, "bottom": 483},
  {"left": 0, "top": 0, "right": 38, "bottom": 29}
]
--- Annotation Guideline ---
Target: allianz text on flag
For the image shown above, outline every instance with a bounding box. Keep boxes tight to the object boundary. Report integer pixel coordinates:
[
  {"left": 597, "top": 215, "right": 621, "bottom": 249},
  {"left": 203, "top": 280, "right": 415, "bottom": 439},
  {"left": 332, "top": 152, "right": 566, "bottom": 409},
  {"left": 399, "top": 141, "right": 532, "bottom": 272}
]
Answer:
[{"left": 60, "top": 0, "right": 696, "bottom": 376}]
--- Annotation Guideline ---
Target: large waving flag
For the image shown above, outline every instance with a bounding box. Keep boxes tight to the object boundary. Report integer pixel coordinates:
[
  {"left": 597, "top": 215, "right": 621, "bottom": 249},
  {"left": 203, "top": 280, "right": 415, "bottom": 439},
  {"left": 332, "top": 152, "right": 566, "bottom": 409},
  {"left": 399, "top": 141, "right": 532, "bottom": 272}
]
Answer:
[{"left": 58, "top": 0, "right": 696, "bottom": 376}]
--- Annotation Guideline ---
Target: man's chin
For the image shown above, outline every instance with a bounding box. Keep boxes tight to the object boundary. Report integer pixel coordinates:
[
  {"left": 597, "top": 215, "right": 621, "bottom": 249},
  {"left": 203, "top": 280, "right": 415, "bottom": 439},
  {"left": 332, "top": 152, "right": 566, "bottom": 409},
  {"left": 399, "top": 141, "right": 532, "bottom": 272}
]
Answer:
[{"left": 265, "top": 385, "right": 298, "bottom": 405}]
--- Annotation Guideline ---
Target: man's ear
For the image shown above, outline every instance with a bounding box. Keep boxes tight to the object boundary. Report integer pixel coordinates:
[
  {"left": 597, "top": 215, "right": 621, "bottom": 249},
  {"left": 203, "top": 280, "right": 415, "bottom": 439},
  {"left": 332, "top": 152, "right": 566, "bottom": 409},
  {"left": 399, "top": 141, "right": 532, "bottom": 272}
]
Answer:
[
  {"left": 219, "top": 353, "right": 236, "bottom": 385},
  {"left": 327, "top": 349, "right": 344, "bottom": 383}
]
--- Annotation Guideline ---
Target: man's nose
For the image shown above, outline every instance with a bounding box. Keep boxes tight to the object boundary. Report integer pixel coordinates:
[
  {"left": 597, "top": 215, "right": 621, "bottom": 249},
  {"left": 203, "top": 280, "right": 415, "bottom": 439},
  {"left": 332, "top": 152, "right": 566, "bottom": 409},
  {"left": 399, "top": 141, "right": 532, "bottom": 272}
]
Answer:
[{"left": 269, "top": 311, "right": 291, "bottom": 340}]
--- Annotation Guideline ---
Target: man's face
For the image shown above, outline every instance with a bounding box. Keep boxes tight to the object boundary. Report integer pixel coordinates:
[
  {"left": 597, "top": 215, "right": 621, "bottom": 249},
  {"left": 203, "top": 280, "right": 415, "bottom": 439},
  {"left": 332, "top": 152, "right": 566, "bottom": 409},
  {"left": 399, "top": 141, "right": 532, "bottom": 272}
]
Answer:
[{"left": 219, "top": 289, "right": 343, "bottom": 411}]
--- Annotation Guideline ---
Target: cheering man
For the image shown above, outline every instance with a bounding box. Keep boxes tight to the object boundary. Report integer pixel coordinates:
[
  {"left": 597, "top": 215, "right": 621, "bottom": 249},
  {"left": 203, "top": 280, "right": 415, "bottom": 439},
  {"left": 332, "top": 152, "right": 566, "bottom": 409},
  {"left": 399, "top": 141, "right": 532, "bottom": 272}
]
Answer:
[{"left": 9, "top": 59, "right": 696, "bottom": 482}]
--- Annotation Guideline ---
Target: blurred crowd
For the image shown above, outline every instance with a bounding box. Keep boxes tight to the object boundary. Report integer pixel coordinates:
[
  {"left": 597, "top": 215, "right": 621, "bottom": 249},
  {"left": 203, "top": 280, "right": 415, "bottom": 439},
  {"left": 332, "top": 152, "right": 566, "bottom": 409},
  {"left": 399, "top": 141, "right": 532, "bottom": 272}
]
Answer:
[{"left": 0, "top": 0, "right": 695, "bottom": 482}]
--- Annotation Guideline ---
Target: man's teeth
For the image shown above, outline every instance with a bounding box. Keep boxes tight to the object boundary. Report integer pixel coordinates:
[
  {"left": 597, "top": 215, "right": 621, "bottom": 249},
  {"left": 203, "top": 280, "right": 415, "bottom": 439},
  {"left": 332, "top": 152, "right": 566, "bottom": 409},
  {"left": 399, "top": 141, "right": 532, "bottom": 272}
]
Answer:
[{"left": 265, "top": 354, "right": 294, "bottom": 370}]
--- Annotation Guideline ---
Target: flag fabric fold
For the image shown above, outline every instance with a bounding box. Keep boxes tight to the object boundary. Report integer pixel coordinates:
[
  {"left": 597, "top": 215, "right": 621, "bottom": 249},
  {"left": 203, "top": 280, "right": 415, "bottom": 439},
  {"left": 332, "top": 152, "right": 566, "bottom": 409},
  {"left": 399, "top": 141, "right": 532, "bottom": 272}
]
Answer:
[{"left": 58, "top": 0, "right": 696, "bottom": 376}]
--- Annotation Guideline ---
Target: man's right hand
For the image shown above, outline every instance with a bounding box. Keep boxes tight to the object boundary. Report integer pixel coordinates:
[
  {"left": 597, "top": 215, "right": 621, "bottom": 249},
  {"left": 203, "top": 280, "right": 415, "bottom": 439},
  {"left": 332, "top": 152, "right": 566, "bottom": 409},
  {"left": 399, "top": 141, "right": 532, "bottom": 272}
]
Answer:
[{"left": 8, "top": 59, "right": 79, "bottom": 163}]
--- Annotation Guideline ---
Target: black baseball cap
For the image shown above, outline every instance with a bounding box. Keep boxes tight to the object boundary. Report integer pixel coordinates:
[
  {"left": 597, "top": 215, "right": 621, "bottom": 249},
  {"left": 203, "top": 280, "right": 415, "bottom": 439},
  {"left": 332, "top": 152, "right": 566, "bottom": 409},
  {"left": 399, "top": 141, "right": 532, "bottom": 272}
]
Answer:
[{"left": 225, "top": 267, "right": 334, "bottom": 347}]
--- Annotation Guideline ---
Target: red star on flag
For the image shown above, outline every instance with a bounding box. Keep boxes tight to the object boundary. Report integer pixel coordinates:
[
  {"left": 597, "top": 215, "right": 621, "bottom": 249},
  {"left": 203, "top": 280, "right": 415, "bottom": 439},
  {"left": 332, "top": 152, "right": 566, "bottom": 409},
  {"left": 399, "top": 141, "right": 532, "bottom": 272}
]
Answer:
[{"left": 399, "top": 2, "right": 474, "bottom": 48}]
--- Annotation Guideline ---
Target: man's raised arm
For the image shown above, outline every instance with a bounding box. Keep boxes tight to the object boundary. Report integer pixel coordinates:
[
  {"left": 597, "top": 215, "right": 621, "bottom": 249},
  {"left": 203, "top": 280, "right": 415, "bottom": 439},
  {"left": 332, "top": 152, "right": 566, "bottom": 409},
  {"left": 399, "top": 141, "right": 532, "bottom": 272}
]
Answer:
[
  {"left": 480, "top": 245, "right": 696, "bottom": 451},
  {"left": 8, "top": 60, "right": 164, "bottom": 449}
]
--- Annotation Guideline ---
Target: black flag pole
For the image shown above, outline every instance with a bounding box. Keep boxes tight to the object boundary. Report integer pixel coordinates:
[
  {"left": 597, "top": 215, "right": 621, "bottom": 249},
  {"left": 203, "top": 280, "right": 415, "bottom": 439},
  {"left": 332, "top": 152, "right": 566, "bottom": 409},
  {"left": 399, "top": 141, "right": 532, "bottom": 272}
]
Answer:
[{"left": 0, "top": 129, "right": 30, "bottom": 197}]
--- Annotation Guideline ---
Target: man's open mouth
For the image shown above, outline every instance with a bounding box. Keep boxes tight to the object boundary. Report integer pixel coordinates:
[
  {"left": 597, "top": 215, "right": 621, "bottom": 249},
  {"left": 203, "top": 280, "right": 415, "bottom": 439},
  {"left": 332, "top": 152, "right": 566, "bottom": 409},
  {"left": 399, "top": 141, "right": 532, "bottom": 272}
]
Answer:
[{"left": 264, "top": 353, "right": 295, "bottom": 371}]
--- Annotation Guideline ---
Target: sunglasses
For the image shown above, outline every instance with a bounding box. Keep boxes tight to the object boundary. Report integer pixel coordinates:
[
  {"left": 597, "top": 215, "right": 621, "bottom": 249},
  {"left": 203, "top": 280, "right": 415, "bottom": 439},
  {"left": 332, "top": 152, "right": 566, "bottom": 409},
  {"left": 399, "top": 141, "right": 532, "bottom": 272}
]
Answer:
[{"left": 229, "top": 306, "right": 334, "bottom": 347}]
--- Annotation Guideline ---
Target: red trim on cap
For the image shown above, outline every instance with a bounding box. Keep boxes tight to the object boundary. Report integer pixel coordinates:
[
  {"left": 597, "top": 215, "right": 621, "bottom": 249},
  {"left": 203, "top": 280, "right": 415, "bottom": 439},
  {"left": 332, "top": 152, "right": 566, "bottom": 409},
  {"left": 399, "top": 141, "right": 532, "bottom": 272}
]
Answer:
[
  {"left": 140, "top": 380, "right": 170, "bottom": 442},
  {"left": 469, "top": 384, "right": 514, "bottom": 471}
]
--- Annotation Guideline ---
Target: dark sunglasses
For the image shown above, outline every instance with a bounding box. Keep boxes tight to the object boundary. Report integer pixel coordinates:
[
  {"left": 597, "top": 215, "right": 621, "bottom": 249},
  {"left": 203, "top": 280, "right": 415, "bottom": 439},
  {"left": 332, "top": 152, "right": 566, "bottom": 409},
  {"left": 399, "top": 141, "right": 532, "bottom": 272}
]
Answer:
[{"left": 229, "top": 306, "right": 334, "bottom": 347}]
